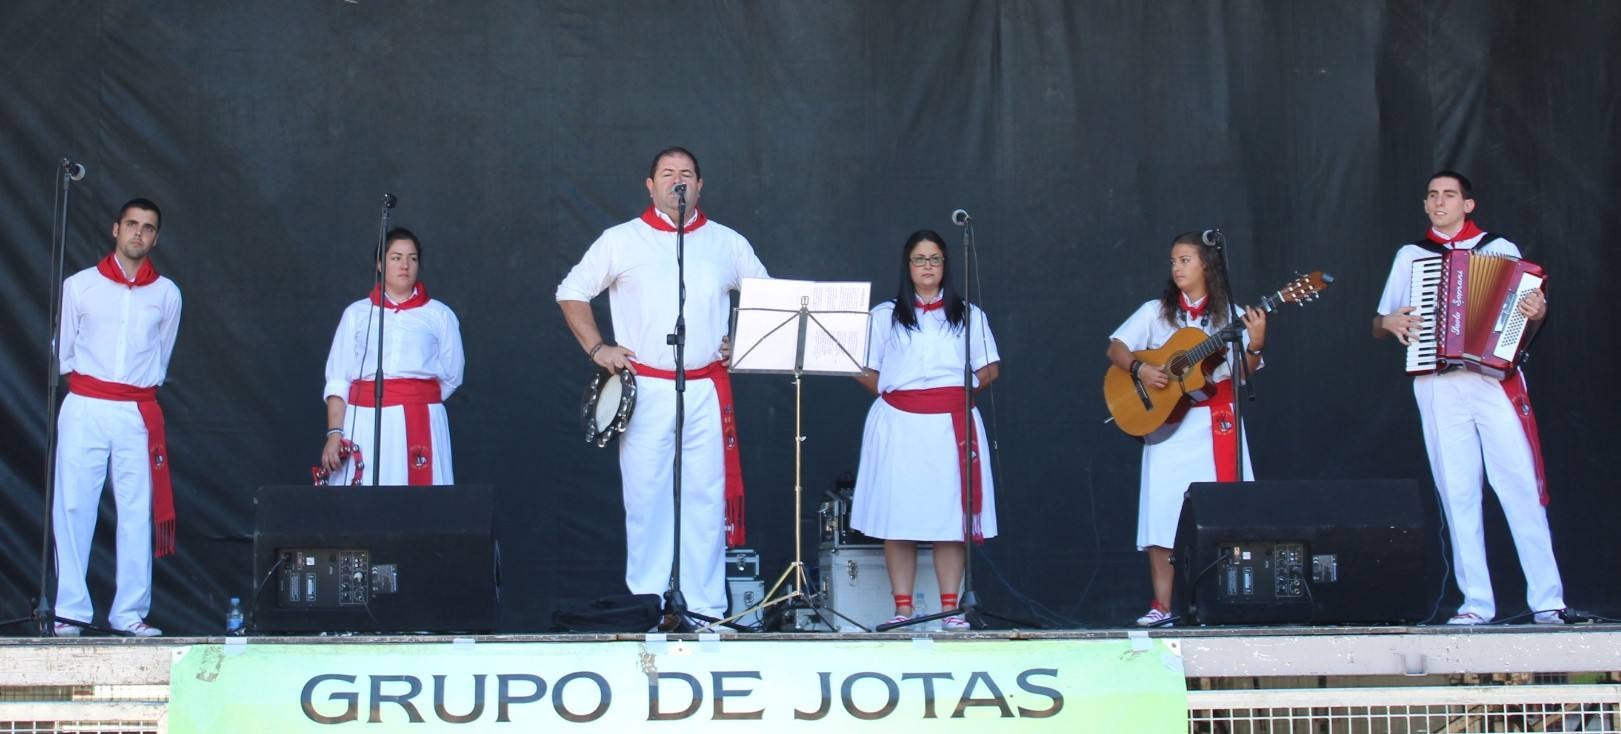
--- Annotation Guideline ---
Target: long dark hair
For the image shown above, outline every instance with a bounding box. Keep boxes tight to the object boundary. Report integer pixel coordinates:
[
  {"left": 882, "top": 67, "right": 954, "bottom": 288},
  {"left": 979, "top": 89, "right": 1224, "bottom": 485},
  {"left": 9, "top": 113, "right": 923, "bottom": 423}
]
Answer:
[
  {"left": 892, "top": 229, "right": 965, "bottom": 332},
  {"left": 1158, "top": 231, "right": 1231, "bottom": 327}
]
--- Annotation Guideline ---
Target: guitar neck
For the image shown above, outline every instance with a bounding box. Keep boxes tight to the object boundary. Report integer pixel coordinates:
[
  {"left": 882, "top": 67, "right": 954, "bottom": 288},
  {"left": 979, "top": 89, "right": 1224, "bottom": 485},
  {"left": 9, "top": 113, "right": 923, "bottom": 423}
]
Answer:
[{"left": 1184, "top": 293, "right": 1278, "bottom": 363}]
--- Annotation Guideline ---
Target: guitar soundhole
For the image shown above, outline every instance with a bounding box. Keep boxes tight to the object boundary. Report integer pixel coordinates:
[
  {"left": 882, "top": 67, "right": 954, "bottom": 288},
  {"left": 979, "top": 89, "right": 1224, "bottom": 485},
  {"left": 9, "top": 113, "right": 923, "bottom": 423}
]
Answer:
[{"left": 1168, "top": 353, "right": 1189, "bottom": 377}]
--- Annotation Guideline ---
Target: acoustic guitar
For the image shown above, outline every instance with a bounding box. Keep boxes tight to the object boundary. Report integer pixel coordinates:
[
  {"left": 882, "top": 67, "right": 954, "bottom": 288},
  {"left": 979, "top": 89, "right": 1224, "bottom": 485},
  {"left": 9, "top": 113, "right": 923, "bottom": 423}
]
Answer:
[{"left": 1103, "top": 271, "right": 1333, "bottom": 437}]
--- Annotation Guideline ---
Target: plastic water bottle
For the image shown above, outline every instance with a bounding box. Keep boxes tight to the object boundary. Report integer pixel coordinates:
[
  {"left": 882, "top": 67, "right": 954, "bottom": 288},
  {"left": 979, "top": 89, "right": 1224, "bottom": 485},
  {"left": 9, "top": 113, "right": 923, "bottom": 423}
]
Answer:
[
  {"left": 915, "top": 592, "right": 937, "bottom": 631},
  {"left": 225, "top": 597, "right": 245, "bottom": 636}
]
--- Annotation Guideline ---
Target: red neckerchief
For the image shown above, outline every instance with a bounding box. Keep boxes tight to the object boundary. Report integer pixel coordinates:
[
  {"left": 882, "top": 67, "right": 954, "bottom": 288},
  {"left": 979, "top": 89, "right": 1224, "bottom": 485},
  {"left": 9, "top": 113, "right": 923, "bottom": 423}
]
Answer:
[
  {"left": 914, "top": 296, "right": 945, "bottom": 313},
  {"left": 1179, "top": 292, "right": 1209, "bottom": 322},
  {"left": 639, "top": 206, "right": 709, "bottom": 233},
  {"left": 95, "top": 253, "right": 159, "bottom": 287},
  {"left": 1426, "top": 219, "right": 1484, "bottom": 247},
  {"left": 369, "top": 283, "right": 430, "bottom": 311}
]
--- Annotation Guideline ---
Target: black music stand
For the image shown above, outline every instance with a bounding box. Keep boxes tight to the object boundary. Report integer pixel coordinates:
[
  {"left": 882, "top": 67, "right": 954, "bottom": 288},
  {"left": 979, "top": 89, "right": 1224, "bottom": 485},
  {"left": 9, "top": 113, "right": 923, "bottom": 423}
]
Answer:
[{"left": 713, "top": 278, "right": 870, "bottom": 632}]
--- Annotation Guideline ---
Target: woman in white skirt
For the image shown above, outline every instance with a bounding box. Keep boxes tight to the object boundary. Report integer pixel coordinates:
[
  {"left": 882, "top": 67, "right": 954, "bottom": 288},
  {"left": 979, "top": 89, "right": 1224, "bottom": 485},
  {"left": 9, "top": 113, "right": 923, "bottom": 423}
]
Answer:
[
  {"left": 1107, "top": 231, "right": 1267, "bottom": 626},
  {"left": 319, "top": 227, "right": 465, "bottom": 486},
  {"left": 852, "top": 229, "right": 1001, "bottom": 631}
]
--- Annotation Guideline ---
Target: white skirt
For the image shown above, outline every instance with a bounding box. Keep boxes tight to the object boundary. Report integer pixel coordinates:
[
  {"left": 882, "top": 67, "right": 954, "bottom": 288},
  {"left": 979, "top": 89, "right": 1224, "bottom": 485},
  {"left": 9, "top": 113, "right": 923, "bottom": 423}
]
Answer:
[
  {"left": 332, "top": 403, "right": 455, "bottom": 486},
  {"left": 851, "top": 398, "right": 998, "bottom": 541},
  {"left": 1136, "top": 405, "right": 1253, "bottom": 550}
]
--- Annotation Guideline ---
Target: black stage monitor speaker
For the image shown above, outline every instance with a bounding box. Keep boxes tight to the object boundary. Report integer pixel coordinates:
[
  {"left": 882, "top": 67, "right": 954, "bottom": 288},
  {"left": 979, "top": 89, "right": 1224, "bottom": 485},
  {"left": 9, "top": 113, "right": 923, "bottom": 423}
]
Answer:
[
  {"left": 1173, "top": 479, "right": 1437, "bottom": 625},
  {"left": 253, "top": 485, "right": 498, "bottom": 633}
]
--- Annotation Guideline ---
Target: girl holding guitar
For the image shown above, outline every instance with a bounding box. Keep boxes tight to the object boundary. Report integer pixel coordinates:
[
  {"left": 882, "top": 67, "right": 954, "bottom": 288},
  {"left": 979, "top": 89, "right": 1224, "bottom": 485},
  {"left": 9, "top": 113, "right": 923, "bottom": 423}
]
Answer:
[{"left": 1106, "top": 231, "right": 1267, "bottom": 626}]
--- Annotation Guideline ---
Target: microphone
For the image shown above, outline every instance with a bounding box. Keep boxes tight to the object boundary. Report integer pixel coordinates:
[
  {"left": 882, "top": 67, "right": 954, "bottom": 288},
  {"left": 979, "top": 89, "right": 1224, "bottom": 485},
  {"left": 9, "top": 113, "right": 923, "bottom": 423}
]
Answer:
[
  {"left": 673, "top": 182, "right": 688, "bottom": 196},
  {"left": 951, "top": 209, "right": 971, "bottom": 226},
  {"left": 382, "top": 193, "right": 398, "bottom": 209},
  {"left": 1201, "top": 228, "right": 1224, "bottom": 247},
  {"left": 60, "top": 159, "right": 87, "bottom": 181}
]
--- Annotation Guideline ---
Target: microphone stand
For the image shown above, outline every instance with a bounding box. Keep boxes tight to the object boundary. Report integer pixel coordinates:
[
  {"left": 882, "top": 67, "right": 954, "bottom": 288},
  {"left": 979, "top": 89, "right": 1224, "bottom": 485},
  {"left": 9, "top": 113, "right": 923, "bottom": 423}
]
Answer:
[
  {"left": 878, "top": 213, "right": 1037, "bottom": 633},
  {"left": 1210, "top": 233, "right": 1250, "bottom": 479},
  {"left": 1, "top": 160, "right": 124, "bottom": 637},
  {"left": 369, "top": 194, "right": 395, "bottom": 486},
  {"left": 658, "top": 185, "right": 711, "bottom": 631}
]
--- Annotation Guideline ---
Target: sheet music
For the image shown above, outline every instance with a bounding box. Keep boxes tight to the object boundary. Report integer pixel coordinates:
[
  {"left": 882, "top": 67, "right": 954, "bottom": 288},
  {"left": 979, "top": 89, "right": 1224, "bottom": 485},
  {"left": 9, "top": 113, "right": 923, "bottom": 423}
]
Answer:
[{"left": 733, "top": 278, "right": 870, "bottom": 375}]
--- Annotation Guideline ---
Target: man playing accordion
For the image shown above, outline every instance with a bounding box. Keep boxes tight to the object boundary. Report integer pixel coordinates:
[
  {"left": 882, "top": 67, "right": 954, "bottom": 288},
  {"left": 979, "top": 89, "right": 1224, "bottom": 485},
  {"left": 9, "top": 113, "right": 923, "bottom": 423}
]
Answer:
[{"left": 1373, "top": 170, "right": 1565, "bottom": 626}]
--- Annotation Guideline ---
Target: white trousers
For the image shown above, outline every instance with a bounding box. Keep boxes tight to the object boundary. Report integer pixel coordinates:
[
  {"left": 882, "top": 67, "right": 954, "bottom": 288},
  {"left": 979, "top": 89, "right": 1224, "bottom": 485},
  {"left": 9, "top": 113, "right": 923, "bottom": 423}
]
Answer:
[
  {"left": 1415, "top": 370, "right": 1564, "bottom": 620},
  {"left": 617, "top": 375, "right": 727, "bottom": 618},
  {"left": 52, "top": 394, "right": 153, "bottom": 629},
  {"left": 332, "top": 403, "right": 455, "bottom": 486}
]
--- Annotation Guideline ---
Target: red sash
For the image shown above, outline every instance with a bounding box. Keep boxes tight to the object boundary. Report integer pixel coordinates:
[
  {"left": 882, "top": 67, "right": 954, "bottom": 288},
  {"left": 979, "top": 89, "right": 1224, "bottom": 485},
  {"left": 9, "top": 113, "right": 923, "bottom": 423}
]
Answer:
[
  {"left": 1191, "top": 380, "right": 1239, "bottom": 482},
  {"left": 630, "top": 360, "right": 747, "bottom": 546},
  {"left": 1501, "top": 373, "right": 1549, "bottom": 505},
  {"left": 67, "top": 373, "right": 175, "bottom": 557},
  {"left": 880, "top": 386, "right": 986, "bottom": 543},
  {"left": 348, "top": 378, "right": 442, "bottom": 486}
]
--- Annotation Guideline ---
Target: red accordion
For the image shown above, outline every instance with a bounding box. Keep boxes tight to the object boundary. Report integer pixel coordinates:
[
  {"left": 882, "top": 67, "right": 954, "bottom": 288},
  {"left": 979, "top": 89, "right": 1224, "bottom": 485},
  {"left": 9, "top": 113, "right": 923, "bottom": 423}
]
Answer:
[{"left": 1406, "top": 249, "right": 1546, "bottom": 379}]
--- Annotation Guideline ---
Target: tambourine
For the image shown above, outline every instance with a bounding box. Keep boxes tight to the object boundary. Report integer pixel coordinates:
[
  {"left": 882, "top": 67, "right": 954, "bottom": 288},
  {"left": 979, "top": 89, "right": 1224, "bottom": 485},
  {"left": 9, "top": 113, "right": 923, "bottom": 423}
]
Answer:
[
  {"left": 311, "top": 438, "right": 365, "bottom": 486},
  {"left": 581, "top": 367, "right": 636, "bottom": 447}
]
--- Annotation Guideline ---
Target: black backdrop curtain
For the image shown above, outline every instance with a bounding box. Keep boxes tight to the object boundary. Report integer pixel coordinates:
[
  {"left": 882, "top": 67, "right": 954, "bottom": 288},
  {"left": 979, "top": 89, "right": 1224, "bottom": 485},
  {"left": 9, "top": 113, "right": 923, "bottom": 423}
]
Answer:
[{"left": 3, "top": 1, "right": 1617, "bottom": 633}]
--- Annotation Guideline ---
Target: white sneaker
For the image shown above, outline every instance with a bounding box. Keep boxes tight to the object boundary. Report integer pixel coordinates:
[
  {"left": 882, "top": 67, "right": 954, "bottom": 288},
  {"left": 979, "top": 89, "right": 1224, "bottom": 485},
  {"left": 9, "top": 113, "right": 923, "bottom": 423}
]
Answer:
[
  {"left": 51, "top": 622, "right": 81, "bottom": 638},
  {"left": 1446, "top": 612, "right": 1488, "bottom": 625},
  {"left": 120, "top": 621, "right": 163, "bottom": 638},
  {"left": 941, "top": 615, "right": 971, "bottom": 631},
  {"left": 1135, "top": 604, "right": 1172, "bottom": 627},
  {"left": 1533, "top": 609, "right": 1566, "bottom": 625}
]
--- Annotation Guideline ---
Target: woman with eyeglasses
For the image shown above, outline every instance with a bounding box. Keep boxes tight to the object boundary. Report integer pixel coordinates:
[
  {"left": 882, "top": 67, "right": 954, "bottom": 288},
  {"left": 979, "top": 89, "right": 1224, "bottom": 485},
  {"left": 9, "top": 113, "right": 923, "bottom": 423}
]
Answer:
[
  {"left": 851, "top": 229, "right": 1001, "bottom": 631},
  {"left": 1107, "top": 231, "right": 1266, "bottom": 627}
]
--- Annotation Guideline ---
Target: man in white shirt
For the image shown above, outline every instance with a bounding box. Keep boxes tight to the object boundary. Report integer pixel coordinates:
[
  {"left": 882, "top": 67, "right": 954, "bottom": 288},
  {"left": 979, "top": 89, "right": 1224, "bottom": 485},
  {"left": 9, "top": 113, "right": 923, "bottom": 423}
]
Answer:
[
  {"left": 557, "top": 147, "right": 768, "bottom": 621},
  {"left": 52, "top": 198, "right": 183, "bottom": 637},
  {"left": 1373, "top": 171, "right": 1564, "bottom": 625}
]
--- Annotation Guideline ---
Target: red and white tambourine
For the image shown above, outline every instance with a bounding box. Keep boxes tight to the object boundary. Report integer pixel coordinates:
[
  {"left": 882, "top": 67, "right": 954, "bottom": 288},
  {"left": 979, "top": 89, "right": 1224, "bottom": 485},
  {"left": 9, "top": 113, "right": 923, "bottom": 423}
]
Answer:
[{"left": 311, "top": 438, "right": 365, "bottom": 486}]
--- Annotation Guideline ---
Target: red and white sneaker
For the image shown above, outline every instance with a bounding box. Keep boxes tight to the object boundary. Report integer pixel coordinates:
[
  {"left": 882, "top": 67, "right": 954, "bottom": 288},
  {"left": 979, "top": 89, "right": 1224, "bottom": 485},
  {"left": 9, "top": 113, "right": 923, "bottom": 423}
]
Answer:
[
  {"left": 51, "top": 622, "right": 82, "bottom": 638},
  {"left": 941, "top": 615, "right": 972, "bottom": 631},
  {"left": 1445, "top": 612, "right": 1488, "bottom": 626},
  {"left": 120, "top": 621, "right": 163, "bottom": 638},
  {"left": 1135, "top": 602, "right": 1172, "bottom": 627}
]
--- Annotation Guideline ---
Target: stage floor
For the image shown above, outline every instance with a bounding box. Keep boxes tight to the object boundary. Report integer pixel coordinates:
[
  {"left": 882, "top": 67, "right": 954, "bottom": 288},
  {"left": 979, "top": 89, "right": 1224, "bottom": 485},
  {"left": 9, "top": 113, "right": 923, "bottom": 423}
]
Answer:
[{"left": 4, "top": 622, "right": 1619, "bottom": 687}]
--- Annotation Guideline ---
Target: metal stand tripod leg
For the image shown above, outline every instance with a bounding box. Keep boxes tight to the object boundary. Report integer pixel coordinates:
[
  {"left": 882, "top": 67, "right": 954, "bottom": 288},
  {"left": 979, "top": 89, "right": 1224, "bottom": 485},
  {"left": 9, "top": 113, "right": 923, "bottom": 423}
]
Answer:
[{"left": 706, "top": 374, "right": 867, "bottom": 632}]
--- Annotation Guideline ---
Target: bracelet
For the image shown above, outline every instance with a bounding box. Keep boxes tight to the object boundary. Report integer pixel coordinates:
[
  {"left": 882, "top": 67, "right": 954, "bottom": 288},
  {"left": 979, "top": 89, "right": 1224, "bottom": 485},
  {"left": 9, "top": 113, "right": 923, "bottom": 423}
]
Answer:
[
  {"left": 326, "top": 428, "right": 344, "bottom": 438},
  {"left": 588, "top": 342, "right": 608, "bottom": 359},
  {"left": 1246, "top": 346, "right": 1264, "bottom": 356},
  {"left": 1129, "top": 359, "right": 1143, "bottom": 378}
]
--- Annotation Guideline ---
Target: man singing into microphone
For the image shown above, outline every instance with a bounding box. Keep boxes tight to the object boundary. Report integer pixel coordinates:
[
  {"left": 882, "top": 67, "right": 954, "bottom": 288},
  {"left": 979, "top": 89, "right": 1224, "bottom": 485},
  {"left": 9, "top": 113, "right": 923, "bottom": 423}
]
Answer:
[
  {"left": 557, "top": 147, "right": 769, "bottom": 621},
  {"left": 52, "top": 198, "right": 182, "bottom": 637}
]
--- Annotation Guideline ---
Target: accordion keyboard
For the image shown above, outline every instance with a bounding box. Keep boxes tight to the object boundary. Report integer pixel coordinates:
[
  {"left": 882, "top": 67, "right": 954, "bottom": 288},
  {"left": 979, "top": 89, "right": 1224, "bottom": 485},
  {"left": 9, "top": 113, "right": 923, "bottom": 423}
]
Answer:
[{"left": 1405, "top": 257, "right": 1444, "bottom": 373}]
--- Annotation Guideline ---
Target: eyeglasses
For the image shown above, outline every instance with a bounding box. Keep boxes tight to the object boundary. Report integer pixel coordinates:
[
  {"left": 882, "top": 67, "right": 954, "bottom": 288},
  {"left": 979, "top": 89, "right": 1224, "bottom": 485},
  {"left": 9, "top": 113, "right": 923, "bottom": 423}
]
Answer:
[{"left": 909, "top": 255, "right": 944, "bottom": 267}]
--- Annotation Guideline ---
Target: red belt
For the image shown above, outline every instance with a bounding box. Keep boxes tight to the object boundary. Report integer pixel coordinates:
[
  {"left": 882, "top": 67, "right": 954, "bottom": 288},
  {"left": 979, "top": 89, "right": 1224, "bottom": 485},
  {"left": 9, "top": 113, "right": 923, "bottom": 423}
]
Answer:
[
  {"left": 1191, "top": 380, "right": 1239, "bottom": 482},
  {"left": 881, "top": 386, "right": 985, "bottom": 543},
  {"left": 1501, "top": 373, "right": 1549, "bottom": 506},
  {"left": 631, "top": 360, "right": 747, "bottom": 547},
  {"left": 67, "top": 372, "right": 175, "bottom": 558},
  {"left": 349, "top": 378, "right": 441, "bottom": 486}
]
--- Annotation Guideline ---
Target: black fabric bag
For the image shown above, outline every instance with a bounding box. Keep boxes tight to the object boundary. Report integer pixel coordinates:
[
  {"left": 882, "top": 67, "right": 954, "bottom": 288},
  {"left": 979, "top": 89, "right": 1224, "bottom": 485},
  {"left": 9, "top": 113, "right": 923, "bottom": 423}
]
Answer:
[{"left": 550, "top": 593, "right": 662, "bottom": 632}]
